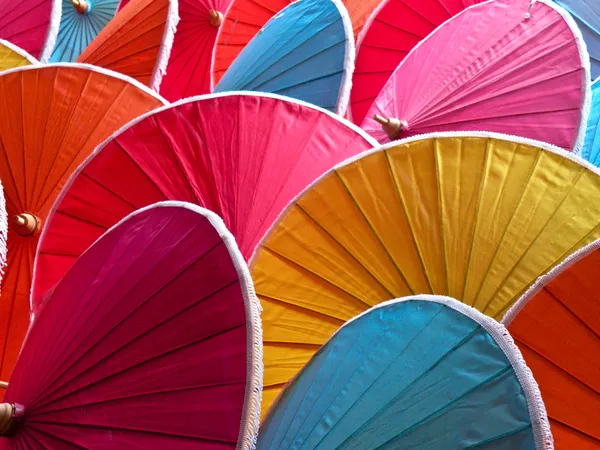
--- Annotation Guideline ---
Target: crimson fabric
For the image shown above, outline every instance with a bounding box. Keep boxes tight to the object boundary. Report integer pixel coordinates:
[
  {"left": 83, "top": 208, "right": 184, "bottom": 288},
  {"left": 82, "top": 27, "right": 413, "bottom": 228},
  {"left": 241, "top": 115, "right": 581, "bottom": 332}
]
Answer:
[
  {"left": 33, "top": 93, "right": 375, "bottom": 311},
  {"left": 0, "top": 0, "right": 54, "bottom": 59},
  {"left": 350, "top": 0, "right": 483, "bottom": 125},
  {"left": 160, "top": 0, "right": 232, "bottom": 101},
  {"left": 505, "top": 243, "right": 600, "bottom": 449},
  {"left": 1, "top": 203, "right": 255, "bottom": 448}
]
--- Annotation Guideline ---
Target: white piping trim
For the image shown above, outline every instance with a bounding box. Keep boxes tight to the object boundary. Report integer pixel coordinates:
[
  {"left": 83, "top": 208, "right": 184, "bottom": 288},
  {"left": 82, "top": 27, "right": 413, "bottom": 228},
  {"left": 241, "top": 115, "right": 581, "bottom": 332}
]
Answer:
[
  {"left": 248, "top": 129, "right": 600, "bottom": 265},
  {"left": 0, "top": 62, "right": 168, "bottom": 105},
  {"left": 359, "top": 0, "right": 591, "bottom": 153},
  {"left": 0, "top": 39, "right": 39, "bottom": 67},
  {"left": 502, "top": 237, "right": 600, "bottom": 326},
  {"left": 31, "top": 90, "right": 377, "bottom": 314},
  {"left": 262, "top": 295, "right": 553, "bottom": 449},
  {"left": 40, "top": 0, "right": 62, "bottom": 63},
  {"left": 149, "top": 0, "right": 180, "bottom": 92},
  {"left": 32, "top": 201, "right": 264, "bottom": 449},
  {"left": 0, "top": 180, "right": 7, "bottom": 294},
  {"left": 331, "top": 0, "right": 354, "bottom": 116}
]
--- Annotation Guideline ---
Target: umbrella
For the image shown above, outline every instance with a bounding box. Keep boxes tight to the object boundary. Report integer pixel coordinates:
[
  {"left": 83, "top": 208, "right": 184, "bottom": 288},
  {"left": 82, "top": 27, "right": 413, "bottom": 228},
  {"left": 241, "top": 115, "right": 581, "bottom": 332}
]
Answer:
[
  {"left": 159, "top": 0, "right": 233, "bottom": 101},
  {"left": 214, "top": 0, "right": 355, "bottom": 114},
  {"left": 0, "top": 202, "right": 262, "bottom": 448},
  {"left": 212, "top": 0, "right": 381, "bottom": 87},
  {"left": 361, "top": 0, "right": 590, "bottom": 152},
  {"left": 0, "top": 63, "right": 165, "bottom": 381},
  {"left": 582, "top": 77, "right": 600, "bottom": 165},
  {"left": 250, "top": 132, "right": 600, "bottom": 415},
  {"left": 77, "top": 0, "right": 179, "bottom": 90},
  {"left": 349, "top": 0, "right": 484, "bottom": 125},
  {"left": 259, "top": 295, "right": 552, "bottom": 449},
  {"left": 0, "top": 40, "right": 37, "bottom": 71},
  {"left": 502, "top": 239, "right": 600, "bottom": 449},
  {"left": 553, "top": 0, "right": 600, "bottom": 79},
  {"left": 50, "top": 0, "right": 121, "bottom": 63},
  {"left": 32, "top": 92, "right": 376, "bottom": 312},
  {"left": 0, "top": 0, "right": 60, "bottom": 61}
]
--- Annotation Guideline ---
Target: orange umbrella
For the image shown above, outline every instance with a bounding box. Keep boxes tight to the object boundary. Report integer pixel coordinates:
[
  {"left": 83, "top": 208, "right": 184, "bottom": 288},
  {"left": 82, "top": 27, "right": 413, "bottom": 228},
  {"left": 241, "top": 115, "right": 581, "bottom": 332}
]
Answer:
[
  {"left": 77, "top": 0, "right": 179, "bottom": 90},
  {"left": 212, "top": 0, "right": 382, "bottom": 87},
  {"left": 0, "top": 63, "right": 165, "bottom": 381}
]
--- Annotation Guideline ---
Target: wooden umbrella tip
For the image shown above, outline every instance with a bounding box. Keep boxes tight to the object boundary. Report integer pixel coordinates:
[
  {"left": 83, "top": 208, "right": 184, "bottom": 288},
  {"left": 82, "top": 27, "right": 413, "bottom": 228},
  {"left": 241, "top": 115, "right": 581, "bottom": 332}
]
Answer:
[
  {"left": 0, "top": 403, "right": 24, "bottom": 437},
  {"left": 209, "top": 9, "right": 223, "bottom": 27},
  {"left": 373, "top": 115, "right": 405, "bottom": 140},
  {"left": 11, "top": 213, "right": 39, "bottom": 237},
  {"left": 71, "top": 0, "right": 89, "bottom": 14}
]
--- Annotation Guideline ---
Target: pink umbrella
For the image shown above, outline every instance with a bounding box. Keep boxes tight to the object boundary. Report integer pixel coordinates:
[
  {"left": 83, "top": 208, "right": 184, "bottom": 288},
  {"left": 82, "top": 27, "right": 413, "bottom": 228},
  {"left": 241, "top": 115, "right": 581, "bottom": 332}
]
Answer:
[
  {"left": 0, "top": 202, "right": 262, "bottom": 448},
  {"left": 350, "top": 0, "right": 484, "bottom": 125},
  {"left": 362, "top": 0, "right": 591, "bottom": 152},
  {"left": 32, "top": 92, "right": 377, "bottom": 312},
  {"left": 0, "top": 0, "right": 60, "bottom": 61}
]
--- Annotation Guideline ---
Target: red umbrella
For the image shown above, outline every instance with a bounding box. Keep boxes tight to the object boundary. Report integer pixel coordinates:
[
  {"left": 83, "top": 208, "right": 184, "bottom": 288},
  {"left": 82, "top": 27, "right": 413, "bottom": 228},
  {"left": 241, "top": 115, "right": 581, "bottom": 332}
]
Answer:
[
  {"left": 0, "top": 202, "right": 262, "bottom": 448},
  {"left": 32, "top": 92, "right": 376, "bottom": 313}
]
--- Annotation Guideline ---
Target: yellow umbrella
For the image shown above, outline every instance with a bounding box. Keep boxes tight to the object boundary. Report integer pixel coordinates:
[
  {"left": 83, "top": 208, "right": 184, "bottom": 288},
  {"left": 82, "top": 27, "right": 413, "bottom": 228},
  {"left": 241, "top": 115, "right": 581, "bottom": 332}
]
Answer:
[
  {"left": 0, "top": 39, "right": 37, "bottom": 72},
  {"left": 251, "top": 132, "right": 600, "bottom": 417}
]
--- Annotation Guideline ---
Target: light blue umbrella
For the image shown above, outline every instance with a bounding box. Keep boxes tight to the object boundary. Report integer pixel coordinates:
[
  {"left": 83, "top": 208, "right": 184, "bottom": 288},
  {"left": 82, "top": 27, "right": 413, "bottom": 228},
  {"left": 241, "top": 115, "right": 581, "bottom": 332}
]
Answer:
[
  {"left": 50, "top": 0, "right": 120, "bottom": 62},
  {"left": 554, "top": 0, "right": 600, "bottom": 78},
  {"left": 258, "top": 296, "right": 552, "bottom": 450},
  {"left": 214, "top": 0, "right": 354, "bottom": 114},
  {"left": 582, "top": 77, "right": 600, "bottom": 165}
]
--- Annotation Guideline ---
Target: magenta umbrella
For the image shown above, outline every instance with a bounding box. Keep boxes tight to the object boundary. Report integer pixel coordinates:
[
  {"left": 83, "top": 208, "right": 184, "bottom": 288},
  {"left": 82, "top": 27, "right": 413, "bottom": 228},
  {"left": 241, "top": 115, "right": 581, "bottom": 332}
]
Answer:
[{"left": 0, "top": 202, "right": 262, "bottom": 448}]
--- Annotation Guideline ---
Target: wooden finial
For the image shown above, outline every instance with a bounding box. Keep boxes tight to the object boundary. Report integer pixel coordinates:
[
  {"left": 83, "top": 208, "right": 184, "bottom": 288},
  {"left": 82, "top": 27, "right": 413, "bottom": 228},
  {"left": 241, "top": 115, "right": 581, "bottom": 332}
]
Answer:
[
  {"left": 209, "top": 10, "right": 223, "bottom": 27},
  {"left": 0, "top": 403, "right": 23, "bottom": 437},
  {"left": 373, "top": 114, "right": 404, "bottom": 140},
  {"left": 0, "top": 382, "right": 7, "bottom": 389},
  {"left": 71, "top": 0, "right": 89, "bottom": 14},
  {"left": 11, "top": 213, "right": 39, "bottom": 237}
]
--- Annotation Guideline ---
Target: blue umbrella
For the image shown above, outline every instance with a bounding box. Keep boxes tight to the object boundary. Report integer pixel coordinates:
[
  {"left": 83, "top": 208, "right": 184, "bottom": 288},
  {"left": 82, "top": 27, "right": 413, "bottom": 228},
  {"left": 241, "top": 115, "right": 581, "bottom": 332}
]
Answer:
[
  {"left": 214, "top": 0, "right": 354, "bottom": 114},
  {"left": 50, "top": 0, "right": 120, "bottom": 62},
  {"left": 582, "top": 77, "right": 600, "bottom": 165},
  {"left": 258, "top": 296, "right": 552, "bottom": 450},
  {"left": 554, "top": 0, "right": 600, "bottom": 78}
]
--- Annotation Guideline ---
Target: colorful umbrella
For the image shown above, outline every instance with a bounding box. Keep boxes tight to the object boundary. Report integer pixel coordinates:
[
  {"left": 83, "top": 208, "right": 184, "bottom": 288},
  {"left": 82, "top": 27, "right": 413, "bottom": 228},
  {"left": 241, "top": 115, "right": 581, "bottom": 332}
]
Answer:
[
  {"left": 0, "top": 40, "right": 37, "bottom": 71},
  {"left": 349, "top": 0, "right": 484, "bottom": 125},
  {"left": 159, "top": 0, "right": 232, "bottom": 101},
  {"left": 582, "top": 77, "right": 600, "bottom": 165},
  {"left": 361, "top": 0, "right": 590, "bottom": 152},
  {"left": 50, "top": 0, "right": 121, "bottom": 62},
  {"left": 212, "top": 0, "right": 381, "bottom": 87},
  {"left": 0, "top": 202, "right": 262, "bottom": 448},
  {"left": 250, "top": 132, "right": 600, "bottom": 415},
  {"left": 33, "top": 92, "right": 376, "bottom": 312},
  {"left": 77, "top": 0, "right": 179, "bottom": 90},
  {"left": 554, "top": 0, "right": 600, "bottom": 79},
  {"left": 259, "top": 296, "right": 552, "bottom": 449},
  {"left": 0, "top": 0, "right": 60, "bottom": 61},
  {"left": 0, "top": 63, "right": 165, "bottom": 381},
  {"left": 214, "top": 0, "right": 354, "bottom": 114},
  {"left": 503, "top": 239, "right": 600, "bottom": 449}
]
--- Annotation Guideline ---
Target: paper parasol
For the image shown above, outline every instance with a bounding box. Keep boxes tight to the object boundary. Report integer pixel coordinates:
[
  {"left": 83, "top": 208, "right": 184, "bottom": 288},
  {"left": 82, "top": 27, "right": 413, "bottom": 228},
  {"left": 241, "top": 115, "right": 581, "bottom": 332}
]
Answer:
[
  {"left": 0, "top": 202, "right": 262, "bottom": 448},
  {"left": 0, "top": 40, "right": 37, "bottom": 72},
  {"left": 214, "top": 0, "right": 355, "bottom": 114},
  {"left": 250, "top": 132, "right": 600, "bottom": 415},
  {"left": 259, "top": 296, "right": 552, "bottom": 449},
  {"left": 582, "top": 77, "right": 600, "bottom": 165},
  {"left": 0, "top": 63, "right": 165, "bottom": 381},
  {"left": 361, "top": 0, "right": 590, "bottom": 153}
]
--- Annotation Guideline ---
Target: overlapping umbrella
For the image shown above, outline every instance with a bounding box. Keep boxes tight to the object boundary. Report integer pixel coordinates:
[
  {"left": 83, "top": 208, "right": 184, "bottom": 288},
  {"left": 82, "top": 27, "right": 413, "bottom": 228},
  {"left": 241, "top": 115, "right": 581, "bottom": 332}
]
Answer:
[
  {"left": 0, "top": 40, "right": 37, "bottom": 71},
  {"left": 583, "top": 77, "right": 600, "bottom": 165}
]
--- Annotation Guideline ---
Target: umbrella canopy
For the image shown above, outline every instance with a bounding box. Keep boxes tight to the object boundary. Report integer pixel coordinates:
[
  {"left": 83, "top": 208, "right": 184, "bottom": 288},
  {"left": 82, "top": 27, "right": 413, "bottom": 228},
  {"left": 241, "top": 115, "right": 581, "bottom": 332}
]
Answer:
[
  {"left": 361, "top": 0, "right": 590, "bottom": 152},
  {"left": 503, "top": 239, "right": 600, "bottom": 449},
  {"left": 33, "top": 92, "right": 376, "bottom": 312},
  {"left": 77, "top": 0, "right": 179, "bottom": 90},
  {"left": 259, "top": 296, "right": 552, "bottom": 449},
  {"left": 0, "top": 0, "right": 60, "bottom": 61},
  {"left": 582, "top": 77, "right": 600, "bottom": 165},
  {"left": 159, "top": 0, "right": 232, "bottom": 101},
  {"left": 214, "top": 0, "right": 354, "bottom": 114},
  {"left": 554, "top": 0, "right": 600, "bottom": 79},
  {"left": 0, "top": 40, "right": 37, "bottom": 71},
  {"left": 212, "top": 0, "right": 381, "bottom": 87},
  {"left": 0, "top": 63, "right": 165, "bottom": 381},
  {"left": 50, "top": 0, "right": 121, "bottom": 63},
  {"left": 0, "top": 202, "right": 262, "bottom": 449},
  {"left": 350, "top": 0, "right": 483, "bottom": 125},
  {"left": 250, "top": 132, "right": 600, "bottom": 415}
]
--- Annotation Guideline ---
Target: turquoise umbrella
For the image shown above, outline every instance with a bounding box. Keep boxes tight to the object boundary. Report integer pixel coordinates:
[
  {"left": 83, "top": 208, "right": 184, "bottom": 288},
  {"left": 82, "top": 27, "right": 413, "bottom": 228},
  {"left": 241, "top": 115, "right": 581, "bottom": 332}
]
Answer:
[{"left": 582, "top": 77, "right": 600, "bottom": 165}]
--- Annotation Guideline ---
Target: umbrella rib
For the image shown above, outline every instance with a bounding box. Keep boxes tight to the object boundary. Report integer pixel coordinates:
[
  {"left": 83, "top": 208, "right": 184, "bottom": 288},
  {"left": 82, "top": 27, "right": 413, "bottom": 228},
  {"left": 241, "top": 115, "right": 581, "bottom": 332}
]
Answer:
[{"left": 259, "top": 292, "right": 347, "bottom": 324}]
